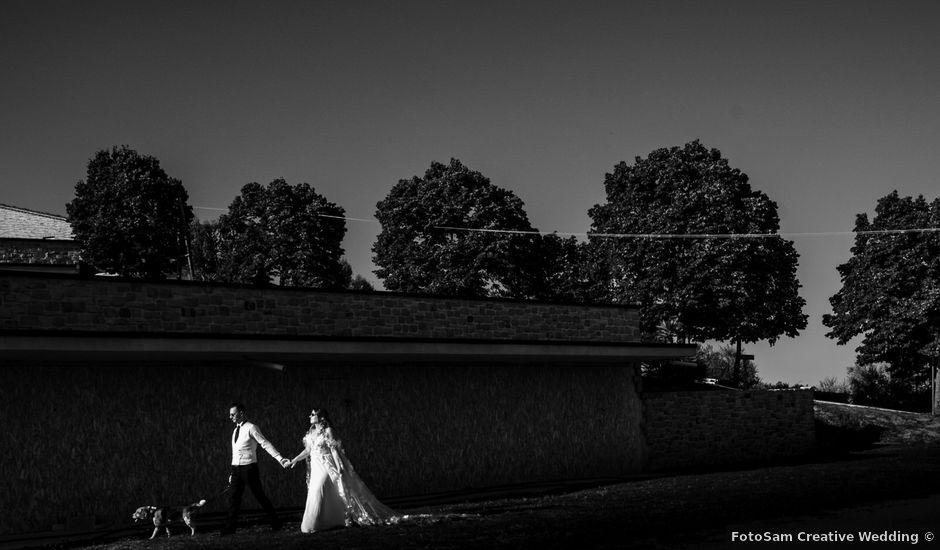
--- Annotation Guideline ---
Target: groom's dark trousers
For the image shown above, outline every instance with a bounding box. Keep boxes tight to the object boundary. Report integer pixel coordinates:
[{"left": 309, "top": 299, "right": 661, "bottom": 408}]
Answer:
[{"left": 223, "top": 463, "right": 281, "bottom": 532}]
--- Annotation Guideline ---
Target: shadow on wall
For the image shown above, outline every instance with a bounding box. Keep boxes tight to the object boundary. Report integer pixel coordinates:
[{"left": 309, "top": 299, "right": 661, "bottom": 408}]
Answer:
[{"left": 0, "top": 362, "right": 643, "bottom": 535}]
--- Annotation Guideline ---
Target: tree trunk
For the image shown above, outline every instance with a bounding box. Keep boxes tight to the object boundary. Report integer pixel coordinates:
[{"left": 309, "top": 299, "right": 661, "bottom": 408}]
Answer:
[
  {"left": 930, "top": 354, "right": 940, "bottom": 416},
  {"left": 732, "top": 339, "right": 742, "bottom": 388}
]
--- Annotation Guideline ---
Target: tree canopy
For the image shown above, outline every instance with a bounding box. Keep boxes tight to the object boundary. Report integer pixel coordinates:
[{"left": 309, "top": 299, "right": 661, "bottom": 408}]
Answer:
[
  {"left": 535, "top": 234, "right": 610, "bottom": 303},
  {"left": 372, "top": 159, "right": 546, "bottom": 298},
  {"left": 212, "top": 179, "right": 350, "bottom": 288},
  {"left": 66, "top": 146, "right": 193, "bottom": 279},
  {"left": 588, "top": 140, "right": 807, "bottom": 353},
  {"left": 696, "top": 343, "right": 761, "bottom": 388},
  {"left": 188, "top": 218, "right": 224, "bottom": 282},
  {"left": 822, "top": 191, "right": 940, "bottom": 381}
]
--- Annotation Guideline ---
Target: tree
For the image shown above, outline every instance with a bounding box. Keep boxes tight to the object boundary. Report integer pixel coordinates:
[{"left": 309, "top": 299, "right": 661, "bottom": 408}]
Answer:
[
  {"left": 372, "top": 158, "right": 545, "bottom": 298},
  {"left": 66, "top": 146, "right": 193, "bottom": 279},
  {"left": 588, "top": 140, "right": 807, "bottom": 380},
  {"left": 337, "top": 258, "right": 376, "bottom": 291},
  {"left": 189, "top": 219, "right": 224, "bottom": 282},
  {"left": 844, "top": 362, "right": 929, "bottom": 411},
  {"left": 214, "top": 179, "right": 350, "bottom": 288},
  {"left": 348, "top": 274, "right": 375, "bottom": 291},
  {"left": 696, "top": 343, "right": 761, "bottom": 388},
  {"left": 822, "top": 191, "right": 940, "bottom": 385},
  {"left": 534, "top": 234, "right": 611, "bottom": 303},
  {"left": 817, "top": 376, "right": 849, "bottom": 395}
]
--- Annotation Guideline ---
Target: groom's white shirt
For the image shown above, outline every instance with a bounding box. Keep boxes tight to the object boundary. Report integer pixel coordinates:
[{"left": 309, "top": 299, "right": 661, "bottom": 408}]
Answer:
[{"left": 232, "top": 421, "right": 284, "bottom": 466}]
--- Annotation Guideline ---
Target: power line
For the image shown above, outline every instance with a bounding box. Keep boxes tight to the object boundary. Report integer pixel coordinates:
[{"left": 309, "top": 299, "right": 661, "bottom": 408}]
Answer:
[
  {"left": 434, "top": 226, "right": 940, "bottom": 239},
  {"left": 194, "top": 207, "right": 377, "bottom": 223},
  {"left": 317, "top": 214, "right": 377, "bottom": 223},
  {"left": 194, "top": 206, "right": 940, "bottom": 239}
]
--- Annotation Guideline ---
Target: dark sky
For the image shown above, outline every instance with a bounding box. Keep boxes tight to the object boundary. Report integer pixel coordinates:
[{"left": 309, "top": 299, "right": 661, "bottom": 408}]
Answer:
[{"left": 3, "top": 0, "right": 939, "bottom": 384}]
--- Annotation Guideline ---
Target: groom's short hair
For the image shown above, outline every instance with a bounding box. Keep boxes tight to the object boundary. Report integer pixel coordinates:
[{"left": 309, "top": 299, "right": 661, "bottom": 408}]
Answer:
[{"left": 231, "top": 402, "right": 246, "bottom": 413}]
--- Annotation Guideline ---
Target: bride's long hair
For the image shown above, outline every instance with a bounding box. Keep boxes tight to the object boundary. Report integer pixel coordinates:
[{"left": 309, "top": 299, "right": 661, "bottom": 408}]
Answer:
[
  {"left": 307, "top": 407, "right": 332, "bottom": 434},
  {"left": 314, "top": 408, "right": 332, "bottom": 430}
]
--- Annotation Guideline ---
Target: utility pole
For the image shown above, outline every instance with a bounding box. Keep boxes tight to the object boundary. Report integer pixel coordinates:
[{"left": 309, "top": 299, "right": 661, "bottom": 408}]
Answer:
[
  {"left": 933, "top": 354, "right": 939, "bottom": 416},
  {"left": 178, "top": 193, "right": 195, "bottom": 280}
]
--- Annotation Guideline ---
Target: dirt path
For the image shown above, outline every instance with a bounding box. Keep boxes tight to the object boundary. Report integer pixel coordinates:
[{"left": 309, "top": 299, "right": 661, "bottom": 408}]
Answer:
[{"left": 49, "top": 443, "right": 940, "bottom": 550}]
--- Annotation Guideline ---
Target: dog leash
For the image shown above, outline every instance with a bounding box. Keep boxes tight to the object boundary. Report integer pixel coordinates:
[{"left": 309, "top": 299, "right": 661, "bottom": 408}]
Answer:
[{"left": 207, "top": 482, "right": 232, "bottom": 503}]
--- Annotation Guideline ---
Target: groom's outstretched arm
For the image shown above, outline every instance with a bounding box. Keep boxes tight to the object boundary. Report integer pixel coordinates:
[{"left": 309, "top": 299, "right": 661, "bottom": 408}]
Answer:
[{"left": 249, "top": 424, "right": 285, "bottom": 464}]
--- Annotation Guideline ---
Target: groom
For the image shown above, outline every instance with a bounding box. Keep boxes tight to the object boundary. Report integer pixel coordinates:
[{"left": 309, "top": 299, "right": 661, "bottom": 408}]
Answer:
[{"left": 221, "top": 402, "right": 289, "bottom": 535}]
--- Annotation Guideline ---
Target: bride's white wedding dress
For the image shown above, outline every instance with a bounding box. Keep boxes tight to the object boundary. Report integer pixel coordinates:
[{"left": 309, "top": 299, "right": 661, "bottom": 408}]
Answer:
[{"left": 300, "top": 426, "right": 397, "bottom": 533}]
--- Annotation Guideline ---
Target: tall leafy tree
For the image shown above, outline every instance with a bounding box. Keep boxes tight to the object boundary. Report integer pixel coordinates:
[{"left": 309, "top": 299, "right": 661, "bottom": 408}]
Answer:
[
  {"left": 373, "top": 158, "right": 545, "bottom": 298},
  {"left": 189, "top": 219, "right": 224, "bottom": 282},
  {"left": 215, "top": 179, "right": 350, "bottom": 288},
  {"left": 66, "top": 146, "right": 193, "bottom": 279},
  {"left": 589, "top": 140, "right": 807, "bottom": 378},
  {"left": 822, "top": 191, "right": 940, "bottom": 383}
]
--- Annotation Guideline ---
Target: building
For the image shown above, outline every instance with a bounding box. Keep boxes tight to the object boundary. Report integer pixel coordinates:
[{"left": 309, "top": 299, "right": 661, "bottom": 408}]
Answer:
[
  {"left": 0, "top": 203, "right": 79, "bottom": 273},
  {"left": 0, "top": 271, "right": 815, "bottom": 537}
]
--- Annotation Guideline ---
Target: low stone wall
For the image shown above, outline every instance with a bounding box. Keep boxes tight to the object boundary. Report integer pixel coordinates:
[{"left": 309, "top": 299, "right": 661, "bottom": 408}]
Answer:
[
  {"left": 0, "top": 272, "right": 639, "bottom": 342},
  {"left": 643, "top": 389, "right": 815, "bottom": 471},
  {"left": 0, "top": 239, "right": 79, "bottom": 266}
]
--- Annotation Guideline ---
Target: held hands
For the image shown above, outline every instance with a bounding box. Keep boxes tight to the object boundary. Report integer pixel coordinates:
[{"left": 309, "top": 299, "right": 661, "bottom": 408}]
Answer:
[{"left": 280, "top": 458, "right": 291, "bottom": 469}]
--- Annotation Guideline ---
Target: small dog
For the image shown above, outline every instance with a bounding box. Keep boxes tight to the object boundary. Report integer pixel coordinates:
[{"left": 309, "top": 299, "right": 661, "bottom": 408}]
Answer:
[{"left": 132, "top": 499, "right": 206, "bottom": 539}]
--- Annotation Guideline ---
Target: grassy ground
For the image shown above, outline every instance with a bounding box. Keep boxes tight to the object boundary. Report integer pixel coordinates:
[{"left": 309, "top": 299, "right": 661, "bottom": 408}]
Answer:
[
  {"left": 19, "top": 401, "right": 940, "bottom": 550},
  {"left": 814, "top": 399, "right": 940, "bottom": 445}
]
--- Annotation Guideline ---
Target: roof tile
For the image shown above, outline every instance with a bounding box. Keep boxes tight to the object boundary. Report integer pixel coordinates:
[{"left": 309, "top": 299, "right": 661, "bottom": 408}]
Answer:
[{"left": 0, "top": 203, "right": 75, "bottom": 240}]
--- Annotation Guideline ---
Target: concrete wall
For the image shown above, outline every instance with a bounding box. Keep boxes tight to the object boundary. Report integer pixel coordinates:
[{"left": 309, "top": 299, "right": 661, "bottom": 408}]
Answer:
[
  {"left": 0, "top": 272, "right": 640, "bottom": 342},
  {"left": 0, "top": 361, "right": 644, "bottom": 535},
  {"left": 643, "top": 389, "right": 816, "bottom": 471}
]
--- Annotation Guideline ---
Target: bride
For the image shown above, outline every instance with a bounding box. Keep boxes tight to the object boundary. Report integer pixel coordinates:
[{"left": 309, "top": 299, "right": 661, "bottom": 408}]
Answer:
[{"left": 286, "top": 408, "right": 397, "bottom": 532}]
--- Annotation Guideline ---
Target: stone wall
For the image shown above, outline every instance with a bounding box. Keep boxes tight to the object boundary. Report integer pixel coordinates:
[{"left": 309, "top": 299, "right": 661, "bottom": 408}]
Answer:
[
  {"left": 0, "top": 272, "right": 640, "bottom": 342},
  {"left": 0, "top": 239, "right": 79, "bottom": 266},
  {"left": 643, "top": 389, "right": 816, "bottom": 471}
]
